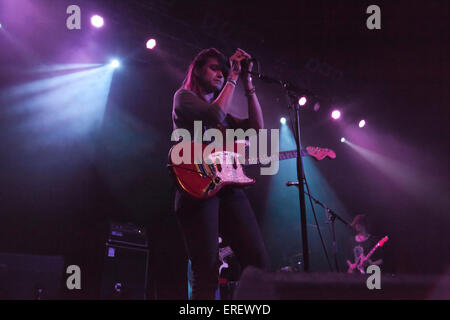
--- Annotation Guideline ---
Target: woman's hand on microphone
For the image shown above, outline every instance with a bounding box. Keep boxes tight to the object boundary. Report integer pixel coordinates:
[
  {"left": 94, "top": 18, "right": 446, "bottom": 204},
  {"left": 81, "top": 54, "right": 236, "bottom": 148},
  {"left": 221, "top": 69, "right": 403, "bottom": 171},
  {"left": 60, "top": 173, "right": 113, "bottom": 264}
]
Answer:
[
  {"left": 229, "top": 48, "right": 252, "bottom": 82},
  {"left": 237, "top": 49, "right": 254, "bottom": 89}
]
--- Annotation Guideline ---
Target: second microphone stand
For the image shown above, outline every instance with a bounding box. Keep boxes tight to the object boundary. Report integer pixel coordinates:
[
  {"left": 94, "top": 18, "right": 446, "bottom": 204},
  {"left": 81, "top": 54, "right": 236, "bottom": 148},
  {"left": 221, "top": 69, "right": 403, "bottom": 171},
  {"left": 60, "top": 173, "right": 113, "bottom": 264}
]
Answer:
[{"left": 303, "top": 190, "right": 351, "bottom": 272}]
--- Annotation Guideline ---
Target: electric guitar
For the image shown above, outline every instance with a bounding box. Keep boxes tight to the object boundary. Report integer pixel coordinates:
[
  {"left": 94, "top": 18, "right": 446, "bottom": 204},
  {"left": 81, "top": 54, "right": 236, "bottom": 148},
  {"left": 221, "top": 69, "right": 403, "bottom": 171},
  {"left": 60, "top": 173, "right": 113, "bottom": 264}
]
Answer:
[
  {"left": 347, "top": 236, "right": 389, "bottom": 274},
  {"left": 168, "top": 141, "right": 336, "bottom": 199}
]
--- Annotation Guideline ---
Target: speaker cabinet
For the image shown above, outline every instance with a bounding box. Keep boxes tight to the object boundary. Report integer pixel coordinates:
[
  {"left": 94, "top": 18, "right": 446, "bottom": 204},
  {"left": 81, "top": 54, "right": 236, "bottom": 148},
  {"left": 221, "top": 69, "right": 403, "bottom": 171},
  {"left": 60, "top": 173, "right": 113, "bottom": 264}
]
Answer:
[
  {"left": 100, "top": 244, "right": 149, "bottom": 300},
  {"left": 0, "top": 253, "right": 64, "bottom": 299},
  {"left": 234, "top": 266, "right": 450, "bottom": 300}
]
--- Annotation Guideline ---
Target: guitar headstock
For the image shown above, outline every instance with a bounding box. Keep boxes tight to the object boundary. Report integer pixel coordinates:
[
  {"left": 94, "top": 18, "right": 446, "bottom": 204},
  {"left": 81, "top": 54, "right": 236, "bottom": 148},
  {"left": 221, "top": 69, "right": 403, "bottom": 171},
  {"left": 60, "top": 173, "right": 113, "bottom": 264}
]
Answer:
[
  {"left": 378, "top": 236, "right": 389, "bottom": 247},
  {"left": 306, "top": 146, "right": 337, "bottom": 161}
]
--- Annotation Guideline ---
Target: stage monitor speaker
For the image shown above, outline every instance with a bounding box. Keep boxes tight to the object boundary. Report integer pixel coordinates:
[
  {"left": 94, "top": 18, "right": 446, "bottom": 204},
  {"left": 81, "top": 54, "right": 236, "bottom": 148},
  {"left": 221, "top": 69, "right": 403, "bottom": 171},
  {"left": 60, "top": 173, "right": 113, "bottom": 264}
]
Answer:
[
  {"left": 234, "top": 267, "right": 450, "bottom": 300},
  {"left": 0, "top": 253, "right": 64, "bottom": 299},
  {"left": 100, "top": 243, "right": 149, "bottom": 300}
]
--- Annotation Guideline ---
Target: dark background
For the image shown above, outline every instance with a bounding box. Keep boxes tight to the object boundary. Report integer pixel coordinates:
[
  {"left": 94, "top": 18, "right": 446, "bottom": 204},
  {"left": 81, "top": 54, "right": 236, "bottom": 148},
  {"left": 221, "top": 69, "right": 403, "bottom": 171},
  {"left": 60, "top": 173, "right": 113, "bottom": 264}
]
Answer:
[{"left": 0, "top": 0, "right": 448, "bottom": 299}]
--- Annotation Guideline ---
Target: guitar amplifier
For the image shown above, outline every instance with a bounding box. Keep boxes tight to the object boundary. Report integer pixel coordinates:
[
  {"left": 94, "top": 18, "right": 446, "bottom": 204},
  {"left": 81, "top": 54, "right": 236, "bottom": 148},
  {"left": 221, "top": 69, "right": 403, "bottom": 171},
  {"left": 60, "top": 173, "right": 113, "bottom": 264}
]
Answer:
[
  {"left": 100, "top": 221, "right": 149, "bottom": 300},
  {"left": 107, "top": 221, "right": 147, "bottom": 247},
  {"left": 100, "top": 243, "right": 149, "bottom": 300}
]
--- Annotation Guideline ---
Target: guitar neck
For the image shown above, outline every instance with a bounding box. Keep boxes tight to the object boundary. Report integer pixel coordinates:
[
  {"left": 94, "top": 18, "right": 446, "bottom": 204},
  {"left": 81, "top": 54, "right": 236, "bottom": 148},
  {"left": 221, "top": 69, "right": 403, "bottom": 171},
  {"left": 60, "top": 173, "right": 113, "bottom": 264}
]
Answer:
[
  {"left": 365, "top": 238, "right": 386, "bottom": 261},
  {"left": 365, "top": 245, "right": 379, "bottom": 261},
  {"left": 245, "top": 149, "right": 300, "bottom": 166}
]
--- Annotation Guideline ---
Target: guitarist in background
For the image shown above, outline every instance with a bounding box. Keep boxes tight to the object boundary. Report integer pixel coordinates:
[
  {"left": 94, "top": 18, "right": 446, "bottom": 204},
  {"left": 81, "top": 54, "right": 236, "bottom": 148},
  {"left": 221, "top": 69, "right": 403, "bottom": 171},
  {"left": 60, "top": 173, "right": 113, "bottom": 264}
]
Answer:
[
  {"left": 347, "top": 214, "right": 384, "bottom": 274},
  {"left": 172, "top": 48, "right": 270, "bottom": 299}
]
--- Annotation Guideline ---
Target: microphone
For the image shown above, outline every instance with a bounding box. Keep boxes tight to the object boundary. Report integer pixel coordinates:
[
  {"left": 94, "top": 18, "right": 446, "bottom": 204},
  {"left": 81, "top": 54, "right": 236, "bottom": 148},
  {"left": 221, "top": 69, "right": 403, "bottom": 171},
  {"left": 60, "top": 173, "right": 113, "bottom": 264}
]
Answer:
[
  {"left": 286, "top": 181, "right": 299, "bottom": 186},
  {"left": 241, "top": 57, "right": 257, "bottom": 72}
]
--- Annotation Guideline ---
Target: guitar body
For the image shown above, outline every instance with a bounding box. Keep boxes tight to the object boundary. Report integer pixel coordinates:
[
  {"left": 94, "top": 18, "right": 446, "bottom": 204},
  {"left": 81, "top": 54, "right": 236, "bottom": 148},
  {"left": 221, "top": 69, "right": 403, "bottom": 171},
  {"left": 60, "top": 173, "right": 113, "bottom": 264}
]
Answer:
[
  {"left": 168, "top": 141, "right": 255, "bottom": 199},
  {"left": 346, "top": 236, "right": 389, "bottom": 274},
  {"left": 347, "top": 257, "right": 365, "bottom": 274}
]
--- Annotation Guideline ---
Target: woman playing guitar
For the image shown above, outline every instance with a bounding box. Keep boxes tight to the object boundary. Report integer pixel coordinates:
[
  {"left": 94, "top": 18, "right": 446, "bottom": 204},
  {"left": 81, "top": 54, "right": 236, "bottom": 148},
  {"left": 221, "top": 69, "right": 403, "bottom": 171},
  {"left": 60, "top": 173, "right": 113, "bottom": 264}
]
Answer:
[{"left": 171, "top": 48, "right": 270, "bottom": 300}]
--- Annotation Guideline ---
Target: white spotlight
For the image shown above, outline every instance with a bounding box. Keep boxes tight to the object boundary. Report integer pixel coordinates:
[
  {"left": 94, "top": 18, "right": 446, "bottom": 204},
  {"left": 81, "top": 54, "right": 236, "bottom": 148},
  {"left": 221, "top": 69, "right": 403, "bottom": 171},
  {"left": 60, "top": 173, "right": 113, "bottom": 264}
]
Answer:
[
  {"left": 91, "top": 15, "right": 104, "bottom": 28},
  {"left": 298, "top": 96, "right": 307, "bottom": 106},
  {"left": 340, "top": 137, "right": 346, "bottom": 143},
  {"left": 331, "top": 110, "right": 341, "bottom": 120},
  {"left": 280, "top": 117, "right": 286, "bottom": 125},
  {"left": 110, "top": 59, "right": 120, "bottom": 68},
  {"left": 146, "top": 39, "right": 157, "bottom": 50}
]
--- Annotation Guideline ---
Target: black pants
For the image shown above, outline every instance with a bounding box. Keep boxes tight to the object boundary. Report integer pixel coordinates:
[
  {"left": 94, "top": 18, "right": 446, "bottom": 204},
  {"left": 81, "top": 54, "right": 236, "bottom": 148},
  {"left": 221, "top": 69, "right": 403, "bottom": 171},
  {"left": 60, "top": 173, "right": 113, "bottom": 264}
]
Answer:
[{"left": 175, "top": 188, "right": 270, "bottom": 300}]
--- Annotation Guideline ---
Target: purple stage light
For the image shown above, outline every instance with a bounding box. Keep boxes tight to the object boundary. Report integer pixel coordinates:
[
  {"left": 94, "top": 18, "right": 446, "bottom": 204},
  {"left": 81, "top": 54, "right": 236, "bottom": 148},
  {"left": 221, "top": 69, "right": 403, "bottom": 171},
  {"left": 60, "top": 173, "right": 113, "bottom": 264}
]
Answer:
[
  {"left": 331, "top": 110, "right": 341, "bottom": 120},
  {"left": 146, "top": 39, "right": 157, "bottom": 49},
  {"left": 298, "top": 96, "right": 307, "bottom": 106},
  {"left": 340, "top": 137, "right": 346, "bottom": 143},
  {"left": 91, "top": 15, "right": 104, "bottom": 28},
  {"left": 359, "top": 120, "right": 366, "bottom": 128}
]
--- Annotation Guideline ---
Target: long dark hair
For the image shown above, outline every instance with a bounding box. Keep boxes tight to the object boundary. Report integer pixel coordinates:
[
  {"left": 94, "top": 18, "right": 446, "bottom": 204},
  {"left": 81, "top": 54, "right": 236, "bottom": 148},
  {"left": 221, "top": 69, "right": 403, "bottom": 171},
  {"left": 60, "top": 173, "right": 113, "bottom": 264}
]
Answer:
[{"left": 181, "top": 48, "right": 229, "bottom": 100}]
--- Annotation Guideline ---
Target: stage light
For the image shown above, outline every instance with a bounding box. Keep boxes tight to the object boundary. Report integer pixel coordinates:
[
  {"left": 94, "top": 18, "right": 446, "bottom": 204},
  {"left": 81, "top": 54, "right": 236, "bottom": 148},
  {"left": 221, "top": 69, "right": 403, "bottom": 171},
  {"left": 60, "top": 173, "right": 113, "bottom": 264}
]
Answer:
[
  {"left": 3, "top": 65, "right": 114, "bottom": 147},
  {"left": 110, "top": 59, "right": 120, "bottom": 68},
  {"left": 91, "top": 15, "right": 104, "bottom": 28},
  {"left": 298, "top": 96, "right": 307, "bottom": 106},
  {"left": 146, "top": 39, "right": 157, "bottom": 49},
  {"left": 340, "top": 137, "right": 346, "bottom": 143},
  {"left": 359, "top": 120, "right": 366, "bottom": 128},
  {"left": 280, "top": 117, "right": 286, "bottom": 125},
  {"left": 0, "top": 23, "right": 2, "bottom": 29},
  {"left": 331, "top": 109, "right": 341, "bottom": 120}
]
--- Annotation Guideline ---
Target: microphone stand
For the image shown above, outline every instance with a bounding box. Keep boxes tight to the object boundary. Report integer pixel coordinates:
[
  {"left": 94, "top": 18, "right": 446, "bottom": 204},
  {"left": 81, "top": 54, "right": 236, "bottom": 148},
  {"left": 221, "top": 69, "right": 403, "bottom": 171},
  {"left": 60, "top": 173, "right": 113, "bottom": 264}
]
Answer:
[
  {"left": 287, "top": 180, "right": 352, "bottom": 272},
  {"left": 303, "top": 190, "right": 351, "bottom": 272},
  {"left": 248, "top": 70, "right": 320, "bottom": 272},
  {"left": 292, "top": 94, "right": 310, "bottom": 272}
]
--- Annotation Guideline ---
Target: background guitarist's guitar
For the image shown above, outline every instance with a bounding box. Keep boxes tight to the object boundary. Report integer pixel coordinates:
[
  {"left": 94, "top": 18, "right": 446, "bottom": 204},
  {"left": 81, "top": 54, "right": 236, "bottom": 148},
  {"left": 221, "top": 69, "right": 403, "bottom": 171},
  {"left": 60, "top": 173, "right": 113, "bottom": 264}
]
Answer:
[
  {"left": 168, "top": 141, "right": 336, "bottom": 199},
  {"left": 347, "top": 236, "right": 389, "bottom": 274}
]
